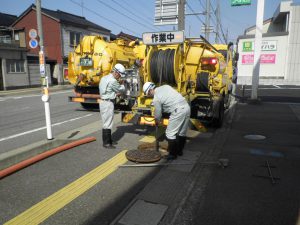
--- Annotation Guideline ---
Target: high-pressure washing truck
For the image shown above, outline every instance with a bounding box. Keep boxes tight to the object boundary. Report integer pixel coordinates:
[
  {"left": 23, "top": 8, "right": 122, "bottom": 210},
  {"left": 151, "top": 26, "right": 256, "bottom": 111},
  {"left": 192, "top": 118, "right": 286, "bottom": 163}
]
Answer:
[
  {"left": 67, "top": 35, "right": 145, "bottom": 110},
  {"left": 122, "top": 31, "right": 234, "bottom": 127}
]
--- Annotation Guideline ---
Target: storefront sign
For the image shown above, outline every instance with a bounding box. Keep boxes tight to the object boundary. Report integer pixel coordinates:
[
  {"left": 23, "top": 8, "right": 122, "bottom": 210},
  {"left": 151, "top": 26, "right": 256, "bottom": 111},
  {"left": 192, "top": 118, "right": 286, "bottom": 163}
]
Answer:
[
  {"left": 243, "top": 40, "right": 277, "bottom": 52},
  {"left": 231, "top": 0, "right": 251, "bottom": 6},
  {"left": 261, "top": 40, "right": 277, "bottom": 51},
  {"left": 243, "top": 41, "right": 253, "bottom": 52},
  {"left": 260, "top": 54, "right": 276, "bottom": 63},
  {"left": 242, "top": 54, "right": 276, "bottom": 64}
]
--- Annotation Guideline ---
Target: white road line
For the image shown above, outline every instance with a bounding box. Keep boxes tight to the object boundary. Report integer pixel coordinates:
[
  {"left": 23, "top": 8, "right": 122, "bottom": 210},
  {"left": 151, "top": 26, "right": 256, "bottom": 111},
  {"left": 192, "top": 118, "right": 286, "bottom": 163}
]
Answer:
[
  {"left": 0, "top": 90, "right": 72, "bottom": 101},
  {"left": 273, "top": 85, "right": 281, "bottom": 88},
  {"left": 244, "top": 88, "right": 300, "bottom": 90},
  {"left": 0, "top": 114, "right": 93, "bottom": 142}
]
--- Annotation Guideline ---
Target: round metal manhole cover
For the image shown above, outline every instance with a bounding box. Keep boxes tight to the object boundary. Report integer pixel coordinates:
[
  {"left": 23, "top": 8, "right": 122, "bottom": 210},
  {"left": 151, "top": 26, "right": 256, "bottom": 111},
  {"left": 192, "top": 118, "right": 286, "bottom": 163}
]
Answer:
[
  {"left": 126, "top": 150, "right": 161, "bottom": 163},
  {"left": 244, "top": 134, "right": 266, "bottom": 140}
]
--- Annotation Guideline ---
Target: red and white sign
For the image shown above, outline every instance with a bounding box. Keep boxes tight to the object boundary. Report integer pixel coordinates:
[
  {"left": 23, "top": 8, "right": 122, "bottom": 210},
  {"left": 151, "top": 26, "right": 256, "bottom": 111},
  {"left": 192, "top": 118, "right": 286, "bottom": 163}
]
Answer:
[
  {"left": 29, "top": 29, "right": 38, "bottom": 39},
  {"left": 242, "top": 54, "right": 276, "bottom": 64}
]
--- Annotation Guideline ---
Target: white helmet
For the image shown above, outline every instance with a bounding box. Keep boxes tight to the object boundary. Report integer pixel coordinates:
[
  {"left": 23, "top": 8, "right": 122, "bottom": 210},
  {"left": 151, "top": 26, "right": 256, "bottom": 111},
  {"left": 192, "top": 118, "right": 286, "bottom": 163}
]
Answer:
[
  {"left": 143, "top": 82, "right": 155, "bottom": 95},
  {"left": 113, "top": 63, "right": 126, "bottom": 77}
]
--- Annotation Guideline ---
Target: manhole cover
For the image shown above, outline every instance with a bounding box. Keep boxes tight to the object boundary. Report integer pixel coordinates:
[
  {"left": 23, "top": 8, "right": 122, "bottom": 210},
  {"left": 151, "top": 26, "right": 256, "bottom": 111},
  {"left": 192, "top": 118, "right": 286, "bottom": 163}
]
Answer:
[
  {"left": 244, "top": 134, "right": 266, "bottom": 140},
  {"left": 126, "top": 150, "right": 161, "bottom": 163}
]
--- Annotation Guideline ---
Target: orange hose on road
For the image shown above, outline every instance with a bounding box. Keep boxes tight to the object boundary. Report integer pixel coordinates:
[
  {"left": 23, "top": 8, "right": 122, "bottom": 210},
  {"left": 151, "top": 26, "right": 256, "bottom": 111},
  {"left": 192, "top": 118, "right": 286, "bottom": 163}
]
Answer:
[{"left": 0, "top": 136, "right": 96, "bottom": 179}]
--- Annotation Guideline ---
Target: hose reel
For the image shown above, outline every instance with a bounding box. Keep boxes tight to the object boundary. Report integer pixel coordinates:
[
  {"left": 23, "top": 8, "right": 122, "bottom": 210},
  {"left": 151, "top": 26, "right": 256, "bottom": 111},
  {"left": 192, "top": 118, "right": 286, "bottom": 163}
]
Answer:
[{"left": 149, "top": 49, "right": 176, "bottom": 86}]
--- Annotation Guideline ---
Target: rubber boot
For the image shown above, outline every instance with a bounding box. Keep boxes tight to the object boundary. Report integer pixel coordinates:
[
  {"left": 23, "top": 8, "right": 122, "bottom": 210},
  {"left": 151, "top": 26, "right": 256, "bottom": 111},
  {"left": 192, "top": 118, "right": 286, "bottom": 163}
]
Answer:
[
  {"left": 108, "top": 129, "right": 118, "bottom": 145},
  {"left": 166, "top": 138, "right": 178, "bottom": 160},
  {"left": 102, "top": 129, "right": 115, "bottom": 149},
  {"left": 177, "top": 136, "right": 186, "bottom": 156}
]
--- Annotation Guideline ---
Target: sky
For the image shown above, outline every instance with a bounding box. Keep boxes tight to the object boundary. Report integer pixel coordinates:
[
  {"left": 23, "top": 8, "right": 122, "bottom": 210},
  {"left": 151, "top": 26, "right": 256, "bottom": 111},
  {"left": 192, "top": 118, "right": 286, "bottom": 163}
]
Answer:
[{"left": 1, "top": 0, "right": 297, "bottom": 43}]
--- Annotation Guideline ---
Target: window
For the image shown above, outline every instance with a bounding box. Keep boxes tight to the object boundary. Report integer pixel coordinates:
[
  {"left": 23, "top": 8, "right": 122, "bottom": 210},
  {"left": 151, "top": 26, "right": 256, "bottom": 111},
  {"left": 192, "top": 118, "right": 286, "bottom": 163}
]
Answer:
[
  {"left": 0, "top": 35, "right": 11, "bottom": 44},
  {"left": 14, "top": 33, "right": 19, "bottom": 41},
  {"left": 6, "top": 60, "right": 25, "bottom": 73},
  {"left": 70, "top": 32, "right": 81, "bottom": 46}
]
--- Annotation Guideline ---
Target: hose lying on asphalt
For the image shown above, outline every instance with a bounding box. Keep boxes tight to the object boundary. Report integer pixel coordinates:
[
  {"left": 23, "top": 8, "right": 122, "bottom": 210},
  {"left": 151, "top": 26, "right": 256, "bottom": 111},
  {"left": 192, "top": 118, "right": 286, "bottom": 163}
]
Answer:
[{"left": 0, "top": 136, "right": 96, "bottom": 179}]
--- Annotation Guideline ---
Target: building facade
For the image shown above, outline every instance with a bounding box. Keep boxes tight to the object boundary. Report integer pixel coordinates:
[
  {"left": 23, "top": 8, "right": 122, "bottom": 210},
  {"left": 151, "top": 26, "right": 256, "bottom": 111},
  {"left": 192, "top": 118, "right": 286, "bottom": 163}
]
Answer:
[
  {"left": 11, "top": 4, "right": 111, "bottom": 86},
  {"left": 0, "top": 13, "right": 30, "bottom": 90},
  {"left": 237, "top": 1, "right": 300, "bottom": 85}
]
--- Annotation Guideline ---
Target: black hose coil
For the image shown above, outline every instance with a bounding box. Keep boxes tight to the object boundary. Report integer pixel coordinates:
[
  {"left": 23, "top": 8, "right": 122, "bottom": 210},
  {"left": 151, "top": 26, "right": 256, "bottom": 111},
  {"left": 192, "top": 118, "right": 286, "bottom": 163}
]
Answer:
[{"left": 150, "top": 49, "right": 176, "bottom": 86}]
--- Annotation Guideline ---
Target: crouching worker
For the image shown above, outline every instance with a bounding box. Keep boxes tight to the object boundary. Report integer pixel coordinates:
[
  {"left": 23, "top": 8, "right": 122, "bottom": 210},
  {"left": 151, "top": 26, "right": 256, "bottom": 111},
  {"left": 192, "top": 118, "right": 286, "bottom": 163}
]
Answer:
[
  {"left": 143, "top": 82, "right": 191, "bottom": 159},
  {"left": 99, "top": 63, "right": 126, "bottom": 149}
]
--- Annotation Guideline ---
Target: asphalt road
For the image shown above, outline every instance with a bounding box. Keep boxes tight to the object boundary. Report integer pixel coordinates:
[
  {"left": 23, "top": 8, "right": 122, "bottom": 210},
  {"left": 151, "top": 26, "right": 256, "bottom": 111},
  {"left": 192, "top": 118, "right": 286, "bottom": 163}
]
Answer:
[{"left": 0, "top": 89, "right": 101, "bottom": 153}]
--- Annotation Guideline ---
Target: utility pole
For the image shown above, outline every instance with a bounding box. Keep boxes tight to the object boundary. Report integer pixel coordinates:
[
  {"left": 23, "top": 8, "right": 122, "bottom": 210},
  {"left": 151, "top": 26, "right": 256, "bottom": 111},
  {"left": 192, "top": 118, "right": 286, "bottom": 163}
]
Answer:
[
  {"left": 81, "top": 0, "right": 84, "bottom": 17},
  {"left": 178, "top": 0, "right": 185, "bottom": 31},
  {"left": 251, "top": 0, "right": 265, "bottom": 100},
  {"left": 36, "top": 0, "right": 53, "bottom": 140},
  {"left": 215, "top": 0, "right": 220, "bottom": 43},
  {"left": 226, "top": 28, "right": 228, "bottom": 44},
  {"left": 205, "top": 0, "right": 210, "bottom": 41}
]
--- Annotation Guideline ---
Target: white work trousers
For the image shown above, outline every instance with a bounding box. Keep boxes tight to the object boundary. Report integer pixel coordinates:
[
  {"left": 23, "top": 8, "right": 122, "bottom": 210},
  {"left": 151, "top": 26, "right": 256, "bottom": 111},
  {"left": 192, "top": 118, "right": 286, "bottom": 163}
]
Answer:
[
  {"left": 99, "top": 101, "right": 114, "bottom": 129},
  {"left": 166, "top": 103, "right": 191, "bottom": 140}
]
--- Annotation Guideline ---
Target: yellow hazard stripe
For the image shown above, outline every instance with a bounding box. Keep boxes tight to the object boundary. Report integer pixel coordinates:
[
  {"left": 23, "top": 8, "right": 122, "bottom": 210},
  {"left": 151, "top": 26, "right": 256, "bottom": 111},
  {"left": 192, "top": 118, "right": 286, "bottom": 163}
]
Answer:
[
  {"left": 189, "top": 119, "right": 207, "bottom": 132},
  {"left": 5, "top": 150, "right": 128, "bottom": 225},
  {"left": 139, "top": 126, "right": 165, "bottom": 143}
]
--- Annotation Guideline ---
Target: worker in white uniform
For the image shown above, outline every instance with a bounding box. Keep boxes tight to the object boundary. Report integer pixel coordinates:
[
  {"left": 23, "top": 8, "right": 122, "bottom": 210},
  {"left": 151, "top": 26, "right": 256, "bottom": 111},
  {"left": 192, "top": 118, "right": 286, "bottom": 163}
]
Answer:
[
  {"left": 143, "top": 82, "right": 191, "bottom": 159},
  {"left": 99, "top": 63, "right": 126, "bottom": 149}
]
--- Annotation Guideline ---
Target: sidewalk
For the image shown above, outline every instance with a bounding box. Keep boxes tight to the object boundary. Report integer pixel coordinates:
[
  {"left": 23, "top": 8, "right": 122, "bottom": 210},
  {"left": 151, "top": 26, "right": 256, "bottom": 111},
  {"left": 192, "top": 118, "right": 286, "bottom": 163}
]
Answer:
[{"left": 113, "top": 99, "right": 300, "bottom": 225}]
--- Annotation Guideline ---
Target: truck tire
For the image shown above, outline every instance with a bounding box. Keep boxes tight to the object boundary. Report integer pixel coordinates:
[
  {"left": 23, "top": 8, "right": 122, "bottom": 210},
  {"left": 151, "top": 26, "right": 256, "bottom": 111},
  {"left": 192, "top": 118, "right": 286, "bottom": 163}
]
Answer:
[
  {"left": 80, "top": 103, "right": 99, "bottom": 110},
  {"left": 211, "top": 97, "right": 224, "bottom": 128},
  {"left": 190, "top": 105, "right": 198, "bottom": 119},
  {"left": 196, "top": 72, "right": 209, "bottom": 92}
]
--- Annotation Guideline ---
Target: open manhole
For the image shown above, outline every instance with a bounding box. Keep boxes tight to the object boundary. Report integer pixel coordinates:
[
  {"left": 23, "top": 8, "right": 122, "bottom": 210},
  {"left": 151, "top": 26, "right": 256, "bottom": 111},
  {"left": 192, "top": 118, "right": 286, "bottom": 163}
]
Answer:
[
  {"left": 126, "top": 149, "right": 162, "bottom": 163},
  {"left": 244, "top": 134, "right": 266, "bottom": 140}
]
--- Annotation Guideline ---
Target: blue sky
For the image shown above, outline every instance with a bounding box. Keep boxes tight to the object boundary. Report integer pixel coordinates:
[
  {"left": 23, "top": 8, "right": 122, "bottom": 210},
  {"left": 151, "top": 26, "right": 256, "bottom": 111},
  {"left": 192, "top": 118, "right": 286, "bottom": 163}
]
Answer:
[{"left": 1, "top": 0, "right": 295, "bottom": 43}]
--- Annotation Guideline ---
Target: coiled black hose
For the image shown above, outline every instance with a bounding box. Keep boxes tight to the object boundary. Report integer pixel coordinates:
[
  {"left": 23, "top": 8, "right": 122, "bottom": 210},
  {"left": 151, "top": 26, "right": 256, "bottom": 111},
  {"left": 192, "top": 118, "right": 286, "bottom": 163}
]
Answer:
[{"left": 150, "top": 49, "right": 176, "bottom": 86}]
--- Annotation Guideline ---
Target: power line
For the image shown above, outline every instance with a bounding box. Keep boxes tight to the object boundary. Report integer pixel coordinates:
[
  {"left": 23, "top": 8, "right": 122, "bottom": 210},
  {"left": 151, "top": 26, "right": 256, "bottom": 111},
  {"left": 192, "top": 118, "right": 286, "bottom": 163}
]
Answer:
[
  {"left": 110, "top": 0, "right": 161, "bottom": 31},
  {"left": 124, "top": 0, "right": 154, "bottom": 22},
  {"left": 69, "top": 0, "right": 140, "bottom": 36},
  {"left": 186, "top": 2, "right": 205, "bottom": 25},
  {"left": 209, "top": 1, "right": 227, "bottom": 43},
  {"left": 197, "top": 0, "right": 205, "bottom": 10},
  {"left": 95, "top": 0, "right": 156, "bottom": 32}
]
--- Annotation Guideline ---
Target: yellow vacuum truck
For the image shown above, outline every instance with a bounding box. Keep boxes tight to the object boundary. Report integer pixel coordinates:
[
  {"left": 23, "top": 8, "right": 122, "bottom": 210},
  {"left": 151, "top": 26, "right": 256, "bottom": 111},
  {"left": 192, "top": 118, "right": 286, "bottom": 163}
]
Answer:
[
  {"left": 122, "top": 33, "right": 234, "bottom": 127},
  {"left": 68, "top": 36, "right": 145, "bottom": 109},
  {"left": 68, "top": 33, "right": 235, "bottom": 127}
]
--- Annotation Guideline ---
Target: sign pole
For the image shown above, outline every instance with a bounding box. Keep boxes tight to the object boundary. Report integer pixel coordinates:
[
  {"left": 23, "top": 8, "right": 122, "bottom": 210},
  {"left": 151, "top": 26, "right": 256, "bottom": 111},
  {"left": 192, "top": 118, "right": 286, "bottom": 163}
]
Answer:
[
  {"left": 178, "top": 0, "right": 185, "bottom": 31},
  {"left": 251, "top": 0, "right": 265, "bottom": 100},
  {"left": 36, "top": 0, "right": 53, "bottom": 140}
]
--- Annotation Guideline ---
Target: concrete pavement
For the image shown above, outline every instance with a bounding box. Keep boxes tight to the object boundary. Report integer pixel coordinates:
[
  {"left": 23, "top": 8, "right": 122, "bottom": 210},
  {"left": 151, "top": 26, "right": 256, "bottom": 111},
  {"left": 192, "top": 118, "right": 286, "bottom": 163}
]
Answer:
[{"left": 112, "top": 98, "right": 300, "bottom": 224}]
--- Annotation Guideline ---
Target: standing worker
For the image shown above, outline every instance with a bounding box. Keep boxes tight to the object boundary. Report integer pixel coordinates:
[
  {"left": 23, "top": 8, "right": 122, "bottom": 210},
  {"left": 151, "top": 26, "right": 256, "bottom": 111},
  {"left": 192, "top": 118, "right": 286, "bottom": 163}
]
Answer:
[
  {"left": 99, "top": 63, "right": 126, "bottom": 149},
  {"left": 143, "top": 82, "right": 191, "bottom": 159}
]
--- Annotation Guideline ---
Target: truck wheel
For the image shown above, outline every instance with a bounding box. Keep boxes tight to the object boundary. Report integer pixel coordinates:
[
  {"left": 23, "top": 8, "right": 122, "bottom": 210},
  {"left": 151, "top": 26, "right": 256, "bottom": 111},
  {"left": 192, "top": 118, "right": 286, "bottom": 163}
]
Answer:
[
  {"left": 196, "top": 72, "right": 209, "bottom": 92},
  {"left": 190, "top": 106, "right": 198, "bottom": 119},
  {"left": 80, "top": 103, "right": 99, "bottom": 110},
  {"left": 212, "top": 98, "right": 224, "bottom": 128},
  {"left": 224, "top": 94, "right": 231, "bottom": 109}
]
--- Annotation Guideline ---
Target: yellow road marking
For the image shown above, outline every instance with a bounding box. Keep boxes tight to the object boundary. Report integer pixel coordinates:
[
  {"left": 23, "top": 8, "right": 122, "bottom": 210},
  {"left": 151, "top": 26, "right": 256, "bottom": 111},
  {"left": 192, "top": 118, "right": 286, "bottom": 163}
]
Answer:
[{"left": 5, "top": 150, "right": 128, "bottom": 225}]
